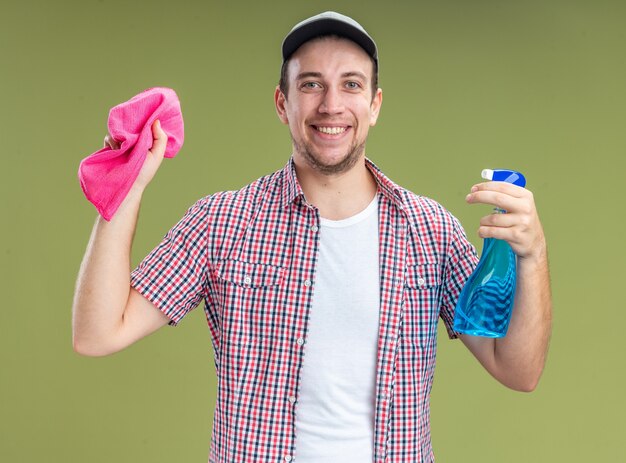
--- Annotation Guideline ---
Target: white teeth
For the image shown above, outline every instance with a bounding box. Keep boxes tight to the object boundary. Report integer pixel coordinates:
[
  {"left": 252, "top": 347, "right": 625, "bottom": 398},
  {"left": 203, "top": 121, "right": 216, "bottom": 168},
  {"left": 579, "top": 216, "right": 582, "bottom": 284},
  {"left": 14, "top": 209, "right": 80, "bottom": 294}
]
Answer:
[{"left": 316, "top": 126, "right": 347, "bottom": 135}]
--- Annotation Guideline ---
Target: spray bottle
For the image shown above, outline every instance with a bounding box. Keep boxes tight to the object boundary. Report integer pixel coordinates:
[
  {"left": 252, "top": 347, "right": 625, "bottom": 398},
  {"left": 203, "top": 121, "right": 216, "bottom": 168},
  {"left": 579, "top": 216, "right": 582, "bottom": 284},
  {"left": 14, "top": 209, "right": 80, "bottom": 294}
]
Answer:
[{"left": 453, "top": 169, "right": 527, "bottom": 337}]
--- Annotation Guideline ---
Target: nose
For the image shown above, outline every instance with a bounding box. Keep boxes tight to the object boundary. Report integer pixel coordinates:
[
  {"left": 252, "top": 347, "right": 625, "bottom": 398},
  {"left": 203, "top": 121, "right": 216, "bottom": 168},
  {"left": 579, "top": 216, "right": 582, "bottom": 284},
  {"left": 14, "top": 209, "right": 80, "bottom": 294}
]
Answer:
[{"left": 318, "top": 87, "right": 345, "bottom": 115}]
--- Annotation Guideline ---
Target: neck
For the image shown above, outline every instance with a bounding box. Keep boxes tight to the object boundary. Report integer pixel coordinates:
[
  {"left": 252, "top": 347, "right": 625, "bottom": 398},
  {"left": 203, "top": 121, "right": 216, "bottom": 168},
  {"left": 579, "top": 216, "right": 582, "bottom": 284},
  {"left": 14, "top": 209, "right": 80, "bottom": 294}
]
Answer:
[{"left": 293, "top": 155, "right": 378, "bottom": 220}]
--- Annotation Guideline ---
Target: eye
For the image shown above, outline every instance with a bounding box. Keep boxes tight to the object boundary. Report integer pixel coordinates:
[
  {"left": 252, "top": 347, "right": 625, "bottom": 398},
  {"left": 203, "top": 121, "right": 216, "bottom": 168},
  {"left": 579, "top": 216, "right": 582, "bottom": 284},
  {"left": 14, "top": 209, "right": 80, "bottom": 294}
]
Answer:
[
  {"left": 345, "top": 81, "right": 362, "bottom": 90},
  {"left": 302, "top": 81, "right": 321, "bottom": 90}
]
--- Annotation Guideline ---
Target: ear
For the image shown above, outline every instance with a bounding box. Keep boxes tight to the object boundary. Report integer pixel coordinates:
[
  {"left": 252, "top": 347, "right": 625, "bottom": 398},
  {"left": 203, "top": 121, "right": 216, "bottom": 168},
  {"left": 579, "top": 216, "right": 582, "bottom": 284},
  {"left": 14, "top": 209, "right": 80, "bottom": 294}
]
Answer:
[
  {"left": 274, "top": 86, "right": 289, "bottom": 125},
  {"left": 369, "top": 87, "right": 383, "bottom": 126}
]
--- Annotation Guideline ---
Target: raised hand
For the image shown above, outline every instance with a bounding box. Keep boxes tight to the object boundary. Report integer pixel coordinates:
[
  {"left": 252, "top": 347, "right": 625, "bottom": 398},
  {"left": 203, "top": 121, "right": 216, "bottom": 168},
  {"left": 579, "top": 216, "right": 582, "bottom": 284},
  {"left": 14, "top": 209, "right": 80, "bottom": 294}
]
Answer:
[
  {"left": 103, "top": 119, "right": 168, "bottom": 191},
  {"left": 465, "top": 181, "right": 547, "bottom": 263}
]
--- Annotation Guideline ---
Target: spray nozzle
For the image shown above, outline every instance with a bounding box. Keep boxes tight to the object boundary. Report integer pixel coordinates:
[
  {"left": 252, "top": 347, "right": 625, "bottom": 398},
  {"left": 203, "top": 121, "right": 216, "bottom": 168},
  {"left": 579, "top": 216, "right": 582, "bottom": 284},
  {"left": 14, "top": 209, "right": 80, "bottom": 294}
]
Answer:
[{"left": 481, "top": 169, "right": 526, "bottom": 188}]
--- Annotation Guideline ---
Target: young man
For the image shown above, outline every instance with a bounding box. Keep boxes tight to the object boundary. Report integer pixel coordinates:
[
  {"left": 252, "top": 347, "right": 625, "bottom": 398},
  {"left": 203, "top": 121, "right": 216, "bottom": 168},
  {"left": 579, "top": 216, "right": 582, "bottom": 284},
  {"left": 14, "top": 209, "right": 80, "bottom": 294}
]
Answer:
[{"left": 73, "top": 11, "right": 551, "bottom": 463}]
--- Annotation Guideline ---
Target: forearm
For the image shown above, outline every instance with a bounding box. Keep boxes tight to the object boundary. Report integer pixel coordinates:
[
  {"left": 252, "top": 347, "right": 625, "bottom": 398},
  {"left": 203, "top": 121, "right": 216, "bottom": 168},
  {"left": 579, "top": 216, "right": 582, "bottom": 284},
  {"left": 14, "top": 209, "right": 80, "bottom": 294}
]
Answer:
[
  {"left": 493, "top": 251, "right": 552, "bottom": 390},
  {"left": 72, "top": 186, "right": 144, "bottom": 354}
]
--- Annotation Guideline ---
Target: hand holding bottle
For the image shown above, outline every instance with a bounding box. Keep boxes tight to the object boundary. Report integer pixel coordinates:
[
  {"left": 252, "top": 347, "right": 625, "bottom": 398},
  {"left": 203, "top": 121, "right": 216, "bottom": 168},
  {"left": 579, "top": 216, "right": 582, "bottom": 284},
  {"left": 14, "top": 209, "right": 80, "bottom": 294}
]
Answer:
[
  {"left": 465, "top": 175, "right": 546, "bottom": 263},
  {"left": 454, "top": 169, "right": 547, "bottom": 337}
]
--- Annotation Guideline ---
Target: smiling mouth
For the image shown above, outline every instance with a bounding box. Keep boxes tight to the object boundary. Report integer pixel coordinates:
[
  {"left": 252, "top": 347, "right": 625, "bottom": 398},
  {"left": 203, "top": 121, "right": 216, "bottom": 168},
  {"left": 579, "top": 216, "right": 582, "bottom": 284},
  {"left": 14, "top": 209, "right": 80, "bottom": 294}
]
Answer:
[{"left": 311, "top": 125, "right": 350, "bottom": 135}]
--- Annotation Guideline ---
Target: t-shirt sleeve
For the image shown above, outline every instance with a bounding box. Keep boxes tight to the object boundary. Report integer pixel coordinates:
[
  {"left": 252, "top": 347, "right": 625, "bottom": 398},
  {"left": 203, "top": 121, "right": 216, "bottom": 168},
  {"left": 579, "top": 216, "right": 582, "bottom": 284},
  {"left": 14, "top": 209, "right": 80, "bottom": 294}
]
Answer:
[
  {"left": 130, "top": 198, "right": 209, "bottom": 326},
  {"left": 440, "top": 214, "right": 479, "bottom": 339}
]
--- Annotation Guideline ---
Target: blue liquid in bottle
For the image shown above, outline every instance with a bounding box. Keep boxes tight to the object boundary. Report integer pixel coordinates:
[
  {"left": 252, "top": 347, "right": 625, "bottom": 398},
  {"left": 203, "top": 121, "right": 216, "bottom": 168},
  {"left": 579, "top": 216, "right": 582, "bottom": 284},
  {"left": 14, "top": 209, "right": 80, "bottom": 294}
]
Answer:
[
  {"left": 453, "top": 169, "right": 526, "bottom": 338},
  {"left": 453, "top": 237, "right": 517, "bottom": 337}
]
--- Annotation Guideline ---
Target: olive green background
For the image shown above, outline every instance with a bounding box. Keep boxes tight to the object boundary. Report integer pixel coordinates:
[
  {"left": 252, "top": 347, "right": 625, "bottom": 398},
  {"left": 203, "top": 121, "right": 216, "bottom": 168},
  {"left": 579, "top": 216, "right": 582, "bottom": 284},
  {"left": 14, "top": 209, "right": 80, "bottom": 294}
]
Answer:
[{"left": 1, "top": 0, "right": 624, "bottom": 461}]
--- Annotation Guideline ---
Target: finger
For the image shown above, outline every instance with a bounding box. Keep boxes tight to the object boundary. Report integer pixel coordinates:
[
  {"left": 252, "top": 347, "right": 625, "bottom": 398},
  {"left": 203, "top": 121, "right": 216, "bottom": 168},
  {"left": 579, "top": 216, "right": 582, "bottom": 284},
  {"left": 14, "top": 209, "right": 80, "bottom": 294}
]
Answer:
[
  {"left": 477, "top": 225, "right": 517, "bottom": 242},
  {"left": 148, "top": 119, "right": 168, "bottom": 158},
  {"left": 466, "top": 189, "right": 521, "bottom": 212},
  {"left": 103, "top": 134, "right": 121, "bottom": 150},
  {"left": 479, "top": 212, "right": 518, "bottom": 228},
  {"left": 470, "top": 181, "right": 528, "bottom": 198}
]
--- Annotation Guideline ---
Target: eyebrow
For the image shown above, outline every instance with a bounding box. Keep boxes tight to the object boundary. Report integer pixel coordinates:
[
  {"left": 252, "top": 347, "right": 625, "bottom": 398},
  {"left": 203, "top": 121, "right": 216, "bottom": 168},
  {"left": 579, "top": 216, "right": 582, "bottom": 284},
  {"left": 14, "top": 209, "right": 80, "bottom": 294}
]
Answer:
[{"left": 295, "top": 71, "right": 369, "bottom": 82}]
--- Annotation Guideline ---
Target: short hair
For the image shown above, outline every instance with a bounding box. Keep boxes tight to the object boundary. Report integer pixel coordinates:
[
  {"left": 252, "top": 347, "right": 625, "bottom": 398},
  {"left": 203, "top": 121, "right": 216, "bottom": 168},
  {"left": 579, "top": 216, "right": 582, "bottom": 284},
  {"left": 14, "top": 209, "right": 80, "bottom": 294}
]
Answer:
[{"left": 279, "top": 35, "right": 379, "bottom": 101}]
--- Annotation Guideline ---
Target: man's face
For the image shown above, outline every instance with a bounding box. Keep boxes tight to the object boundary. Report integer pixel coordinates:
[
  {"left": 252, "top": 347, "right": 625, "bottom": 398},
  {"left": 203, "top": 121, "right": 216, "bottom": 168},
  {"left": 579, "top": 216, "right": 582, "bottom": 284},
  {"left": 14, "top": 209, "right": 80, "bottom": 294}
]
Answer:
[{"left": 275, "top": 36, "right": 382, "bottom": 175}]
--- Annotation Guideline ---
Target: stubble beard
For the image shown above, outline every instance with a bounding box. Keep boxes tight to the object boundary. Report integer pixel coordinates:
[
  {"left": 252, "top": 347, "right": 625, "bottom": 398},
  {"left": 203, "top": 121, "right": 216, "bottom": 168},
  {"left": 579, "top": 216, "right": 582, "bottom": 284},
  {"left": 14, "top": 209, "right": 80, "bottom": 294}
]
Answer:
[{"left": 291, "top": 134, "right": 366, "bottom": 176}]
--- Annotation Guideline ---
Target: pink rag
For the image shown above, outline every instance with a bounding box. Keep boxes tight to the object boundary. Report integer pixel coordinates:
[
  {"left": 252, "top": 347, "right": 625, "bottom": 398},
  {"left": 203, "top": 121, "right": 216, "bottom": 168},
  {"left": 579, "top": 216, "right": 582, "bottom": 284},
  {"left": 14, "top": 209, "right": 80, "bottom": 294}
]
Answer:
[{"left": 78, "top": 87, "right": 184, "bottom": 221}]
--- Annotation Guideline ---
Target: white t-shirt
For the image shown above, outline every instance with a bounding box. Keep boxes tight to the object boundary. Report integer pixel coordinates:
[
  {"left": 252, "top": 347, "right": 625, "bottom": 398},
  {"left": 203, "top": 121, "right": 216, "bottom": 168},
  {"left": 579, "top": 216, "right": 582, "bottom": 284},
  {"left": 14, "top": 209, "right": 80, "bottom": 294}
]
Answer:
[{"left": 294, "top": 194, "right": 380, "bottom": 462}]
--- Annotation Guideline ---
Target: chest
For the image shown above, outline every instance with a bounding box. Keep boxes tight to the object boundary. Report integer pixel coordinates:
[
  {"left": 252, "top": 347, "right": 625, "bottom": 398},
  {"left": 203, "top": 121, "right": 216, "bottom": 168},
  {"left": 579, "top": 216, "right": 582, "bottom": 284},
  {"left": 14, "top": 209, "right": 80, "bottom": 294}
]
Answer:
[{"left": 207, "top": 199, "right": 446, "bottom": 348}]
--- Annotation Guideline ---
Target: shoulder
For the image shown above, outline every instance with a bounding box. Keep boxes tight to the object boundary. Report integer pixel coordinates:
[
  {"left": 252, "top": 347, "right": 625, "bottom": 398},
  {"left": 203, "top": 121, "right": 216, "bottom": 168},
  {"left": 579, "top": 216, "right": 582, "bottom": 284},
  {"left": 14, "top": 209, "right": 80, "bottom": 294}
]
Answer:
[
  {"left": 181, "top": 168, "right": 284, "bottom": 243},
  {"left": 366, "top": 157, "right": 461, "bottom": 229},
  {"left": 192, "top": 168, "right": 282, "bottom": 214},
  {"left": 395, "top": 187, "right": 473, "bottom": 266},
  {"left": 397, "top": 188, "right": 462, "bottom": 230}
]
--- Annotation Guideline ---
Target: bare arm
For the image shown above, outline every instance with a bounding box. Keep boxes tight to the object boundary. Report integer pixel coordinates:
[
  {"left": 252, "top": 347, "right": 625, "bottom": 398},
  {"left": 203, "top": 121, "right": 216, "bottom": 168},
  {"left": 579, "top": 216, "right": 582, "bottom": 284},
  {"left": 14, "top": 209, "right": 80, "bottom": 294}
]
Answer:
[
  {"left": 461, "top": 182, "right": 552, "bottom": 392},
  {"left": 72, "top": 120, "right": 171, "bottom": 357}
]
